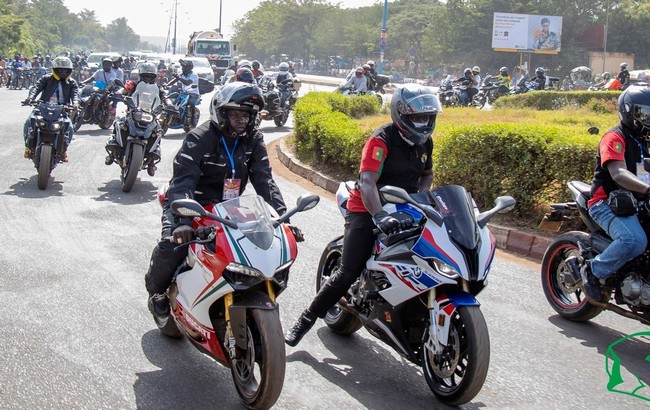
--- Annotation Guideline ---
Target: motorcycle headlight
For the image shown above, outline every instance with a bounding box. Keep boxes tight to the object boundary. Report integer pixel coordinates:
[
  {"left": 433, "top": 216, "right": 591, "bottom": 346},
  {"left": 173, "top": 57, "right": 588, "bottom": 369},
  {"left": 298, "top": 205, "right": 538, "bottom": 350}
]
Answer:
[
  {"left": 37, "top": 120, "right": 46, "bottom": 128},
  {"left": 133, "top": 112, "right": 154, "bottom": 123},
  {"left": 223, "top": 262, "right": 264, "bottom": 288},
  {"left": 428, "top": 257, "right": 460, "bottom": 279},
  {"left": 52, "top": 122, "right": 62, "bottom": 131}
]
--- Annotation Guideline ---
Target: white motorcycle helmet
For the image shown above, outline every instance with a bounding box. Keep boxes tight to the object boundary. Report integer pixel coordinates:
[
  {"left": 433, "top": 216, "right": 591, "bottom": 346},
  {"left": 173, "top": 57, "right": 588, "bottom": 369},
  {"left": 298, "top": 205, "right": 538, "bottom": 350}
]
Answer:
[{"left": 210, "top": 81, "right": 265, "bottom": 136}]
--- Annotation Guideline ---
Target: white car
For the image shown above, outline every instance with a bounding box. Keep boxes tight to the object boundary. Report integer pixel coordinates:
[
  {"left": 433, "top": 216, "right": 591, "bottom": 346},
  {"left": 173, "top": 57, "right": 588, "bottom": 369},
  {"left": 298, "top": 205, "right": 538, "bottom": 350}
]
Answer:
[
  {"left": 172, "top": 56, "right": 215, "bottom": 84},
  {"left": 86, "top": 52, "right": 121, "bottom": 74}
]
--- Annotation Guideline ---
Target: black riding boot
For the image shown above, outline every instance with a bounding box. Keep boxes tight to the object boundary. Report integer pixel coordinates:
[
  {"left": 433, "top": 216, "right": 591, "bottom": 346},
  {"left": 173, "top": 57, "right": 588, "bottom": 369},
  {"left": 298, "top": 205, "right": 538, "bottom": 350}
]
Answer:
[{"left": 285, "top": 309, "right": 317, "bottom": 347}]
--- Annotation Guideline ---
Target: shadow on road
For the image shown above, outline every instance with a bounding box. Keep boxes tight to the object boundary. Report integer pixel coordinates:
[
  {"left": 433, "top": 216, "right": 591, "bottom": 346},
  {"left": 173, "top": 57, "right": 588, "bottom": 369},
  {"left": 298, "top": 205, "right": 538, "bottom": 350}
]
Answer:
[
  {"left": 548, "top": 315, "right": 650, "bottom": 388},
  {"left": 135, "top": 330, "right": 245, "bottom": 410},
  {"left": 94, "top": 179, "right": 158, "bottom": 205},
  {"left": 3, "top": 176, "right": 64, "bottom": 197},
  {"left": 286, "top": 327, "right": 482, "bottom": 410},
  {"left": 77, "top": 128, "right": 112, "bottom": 137}
]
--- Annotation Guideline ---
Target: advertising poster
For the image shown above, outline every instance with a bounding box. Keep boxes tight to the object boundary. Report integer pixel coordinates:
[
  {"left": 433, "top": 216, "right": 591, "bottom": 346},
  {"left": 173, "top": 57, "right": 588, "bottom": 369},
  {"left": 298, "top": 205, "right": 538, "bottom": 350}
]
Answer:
[{"left": 492, "top": 12, "right": 562, "bottom": 54}]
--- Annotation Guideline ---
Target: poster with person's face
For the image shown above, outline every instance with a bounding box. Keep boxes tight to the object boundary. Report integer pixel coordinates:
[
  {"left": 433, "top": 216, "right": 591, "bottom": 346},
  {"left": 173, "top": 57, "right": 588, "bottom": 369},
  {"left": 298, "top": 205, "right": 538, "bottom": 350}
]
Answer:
[{"left": 492, "top": 13, "right": 562, "bottom": 54}]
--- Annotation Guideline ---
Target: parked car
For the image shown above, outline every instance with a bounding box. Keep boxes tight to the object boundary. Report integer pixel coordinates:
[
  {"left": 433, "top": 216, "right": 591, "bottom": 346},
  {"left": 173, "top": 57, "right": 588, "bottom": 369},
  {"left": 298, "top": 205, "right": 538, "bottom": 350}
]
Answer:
[{"left": 170, "top": 56, "right": 215, "bottom": 83}]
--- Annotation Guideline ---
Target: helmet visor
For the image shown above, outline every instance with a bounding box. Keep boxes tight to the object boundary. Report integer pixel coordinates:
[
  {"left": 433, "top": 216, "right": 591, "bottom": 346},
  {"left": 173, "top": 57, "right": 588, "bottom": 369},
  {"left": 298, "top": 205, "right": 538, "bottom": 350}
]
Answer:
[{"left": 633, "top": 104, "right": 650, "bottom": 128}]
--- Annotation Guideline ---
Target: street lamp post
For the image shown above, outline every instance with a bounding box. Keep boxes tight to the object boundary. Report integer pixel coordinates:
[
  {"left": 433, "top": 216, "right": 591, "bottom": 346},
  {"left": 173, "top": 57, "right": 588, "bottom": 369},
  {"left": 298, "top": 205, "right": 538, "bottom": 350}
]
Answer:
[
  {"left": 172, "top": 0, "right": 179, "bottom": 54},
  {"left": 378, "top": 0, "right": 388, "bottom": 74},
  {"left": 602, "top": 0, "right": 610, "bottom": 73}
]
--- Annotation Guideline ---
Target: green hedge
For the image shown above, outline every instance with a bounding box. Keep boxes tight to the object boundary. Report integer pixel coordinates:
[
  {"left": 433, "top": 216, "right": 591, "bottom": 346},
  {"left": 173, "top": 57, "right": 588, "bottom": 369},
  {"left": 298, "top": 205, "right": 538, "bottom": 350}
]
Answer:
[
  {"left": 293, "top": 92, "right": 381, "bottom": 172},
  {"left": 493, "top": 90, "right": 620, "bottom": 110}
]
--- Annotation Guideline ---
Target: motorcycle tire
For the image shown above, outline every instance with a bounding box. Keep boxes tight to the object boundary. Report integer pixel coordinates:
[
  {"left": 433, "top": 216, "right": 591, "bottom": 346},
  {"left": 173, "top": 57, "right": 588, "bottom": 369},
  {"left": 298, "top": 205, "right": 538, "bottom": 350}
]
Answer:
[
  {"left": 422, "top": 305, "right": 489, "bottom": 406},
  {"left": 472, "top": 94, "right": 486, "bottom": 109},
  {"left": 231, "top": 308, "right": 285, "bottom": 410},
  {"left": 99, "top": 111, "right": 114, "bottom": 130},
  {"left": 375, "top": 94, "right": 383, "bottom": 106},
  {"left": 541, "top": 231, "right": 605, "bottom": 321},
  {"left": 121, "top": 143, "right": 144, "bottom": 192},
  {"left": 36, "top": 144, "right": 52, "bottom": 190},
  {"left": 273, "top": 112, "right": 288, "bottom": 127},
  {"left": 153, "top": 313, "right": 182, "bottom": 338},
  {"left": 316, "top": 238, "right": 363, "bottom": 335},
  {"left": 73, "top": 113, "right": 83, "bottom": 132}
]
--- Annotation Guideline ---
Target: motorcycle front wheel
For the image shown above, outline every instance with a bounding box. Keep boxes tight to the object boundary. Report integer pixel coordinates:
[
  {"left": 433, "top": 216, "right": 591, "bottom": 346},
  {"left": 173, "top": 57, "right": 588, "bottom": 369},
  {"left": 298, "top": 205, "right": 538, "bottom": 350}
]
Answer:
[
  {"left": 316, "top": 239, "right": 363, "bottom": 335},
  {"left": 121, "top": 143, "right": 144, "bottom": 192},
  {"left": 273, "top": 112, "right": 288, "bottom": 127},
  {"left": 422, "top": 305, "right": 489, "bottom": 406},
  {"left": 231, "top": 308, "right": 285, "bottom": 410},
  {"left": 541, "top": 232, "right": 604, "bottom": 321},
  {"left": 36, "top": 144, "right": 52, "bottom": 190}
]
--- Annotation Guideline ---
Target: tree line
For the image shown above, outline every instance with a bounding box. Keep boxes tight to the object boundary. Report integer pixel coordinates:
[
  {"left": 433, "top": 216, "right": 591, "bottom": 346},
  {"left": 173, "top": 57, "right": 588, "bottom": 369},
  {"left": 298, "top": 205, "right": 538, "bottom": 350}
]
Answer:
[
  {"left": 0, "top": 0, "right": 154, "bottom": 58},
  {"left": 231, "top": 0, "right": 650, "bottom": 76}
]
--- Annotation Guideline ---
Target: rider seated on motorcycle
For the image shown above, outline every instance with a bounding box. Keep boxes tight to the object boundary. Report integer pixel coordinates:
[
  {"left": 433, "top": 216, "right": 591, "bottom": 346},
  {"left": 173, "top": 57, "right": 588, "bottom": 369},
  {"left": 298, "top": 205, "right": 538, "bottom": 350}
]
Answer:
[
  {"left": 144, "top": 81, "right": 303, "bottom": 317},
  {"left": 105, "top": 62, "right": 167, "bottom": 166},
  {"left": 168, "top": 59, "right": 200, "bottom": 123},
  {"left": 276, "top": 62, "right": 294, "bottom": 86},
  {"left": 593, "top": 72, "right": 612, "bottom": 90},
  {"left": 532, "top": 67, "right": 546, "bottom": 90},
  {"left": 618, "top": 63, "right": 631, "bottom": 91},
  {"left": 566, "top": 87, "right": 650, "bottom": 300},
  {"left": 497, "top": 66, "right": 511, "bottom": 88},
  {"left": 453, "top": 68, "right": 477, "bottom": 105},
  {"left": 22, "top": 56, "right": 78, "bottom": 162},
  {"left": 343, "top": 66, "right": 368, "bottom": 94},
  {"left": 363, "top": 63, "right": 377, "bottom": 91},
  {"left": 111, "top": 56, "right": 124, "bottom": 83},
  {"left": 285, "top": 84, "right": 441, "bottom": 347},
  {"left": 81, "top": 57, "right": 116, "bottom": 88},
  {"left": 251, "top": 60, "right": 264, "bottom": 79}
]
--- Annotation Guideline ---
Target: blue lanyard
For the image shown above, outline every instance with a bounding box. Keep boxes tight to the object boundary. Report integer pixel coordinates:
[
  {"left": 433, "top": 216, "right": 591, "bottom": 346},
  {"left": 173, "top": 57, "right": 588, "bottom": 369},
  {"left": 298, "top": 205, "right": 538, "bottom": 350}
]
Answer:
[{"left": 221, "top": 136, "right": 239, "bottom": 178}]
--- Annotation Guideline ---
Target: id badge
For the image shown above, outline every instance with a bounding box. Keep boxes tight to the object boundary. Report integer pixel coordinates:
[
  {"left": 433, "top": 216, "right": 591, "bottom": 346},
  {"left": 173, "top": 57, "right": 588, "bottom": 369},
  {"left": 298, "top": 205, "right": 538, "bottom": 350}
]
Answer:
[
  {"left": 223, "top": 178, "right": 241, "bottom": 200},
  {"left": 637, "top": 161, "right": 650, "bottom": 184}
]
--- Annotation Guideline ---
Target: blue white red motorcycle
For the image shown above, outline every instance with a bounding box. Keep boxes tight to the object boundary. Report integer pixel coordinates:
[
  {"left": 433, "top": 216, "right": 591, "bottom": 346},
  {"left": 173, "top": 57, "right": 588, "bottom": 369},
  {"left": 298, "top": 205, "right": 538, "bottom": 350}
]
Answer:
[
  {"left": 158, "top": 83, "right": 201, "bottom": 134},
  {"left": 153, "top": 191, "right": 319, "bottom": 409},
  {"left": 317, "top": 183, "right": 515, "bottom": 405}
]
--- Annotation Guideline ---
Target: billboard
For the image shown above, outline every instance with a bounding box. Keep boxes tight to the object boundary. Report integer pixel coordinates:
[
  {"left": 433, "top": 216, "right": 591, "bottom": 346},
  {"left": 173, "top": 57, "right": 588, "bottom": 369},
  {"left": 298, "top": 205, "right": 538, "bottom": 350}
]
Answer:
[{"left": 492, "top": 13, "right": 563, "bottom": 54}]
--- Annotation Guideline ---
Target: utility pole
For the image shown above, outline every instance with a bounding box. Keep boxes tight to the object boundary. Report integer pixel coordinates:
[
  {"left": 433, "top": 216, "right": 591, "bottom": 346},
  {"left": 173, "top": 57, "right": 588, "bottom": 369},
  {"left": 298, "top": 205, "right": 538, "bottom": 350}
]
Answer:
[
  {"left": 602, "top": 0, "right": 609, "bottom": 73},
  {"left": 172, "top": 0, "right": 178, "bottom": 54},
  {"left": 378, "top": 0, "right": 388, "bottom": 74},
  {"left": 218, "top": 0, "right": 223, "bottom": 34}
]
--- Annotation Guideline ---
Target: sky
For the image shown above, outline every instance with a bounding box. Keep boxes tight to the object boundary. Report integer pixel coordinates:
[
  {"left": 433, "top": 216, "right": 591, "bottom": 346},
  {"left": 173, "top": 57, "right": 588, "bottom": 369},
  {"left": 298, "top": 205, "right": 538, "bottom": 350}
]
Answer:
[{"left": 63, "top": 0, "right": 383, "bottom": 39}]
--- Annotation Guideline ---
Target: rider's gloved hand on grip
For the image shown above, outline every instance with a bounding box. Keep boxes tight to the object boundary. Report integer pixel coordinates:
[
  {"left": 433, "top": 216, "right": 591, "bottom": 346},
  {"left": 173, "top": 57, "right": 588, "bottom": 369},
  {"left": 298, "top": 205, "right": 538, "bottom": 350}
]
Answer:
[
  {"left": 287, "top": 224, "right": 304, "bottom": 242},
  {"left": 171, "top": 225, "right": 194, "bottom": 244},
  {"left": 372, "top": 210, "right": 401, "bottom": 235}
]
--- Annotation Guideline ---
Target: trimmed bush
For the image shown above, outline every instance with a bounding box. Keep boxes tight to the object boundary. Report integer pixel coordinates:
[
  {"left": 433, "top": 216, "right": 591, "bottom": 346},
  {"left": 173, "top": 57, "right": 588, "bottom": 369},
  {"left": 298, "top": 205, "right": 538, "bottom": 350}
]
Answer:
[{"left": 493, "top": 90, "right": 620, "bottom": 111}]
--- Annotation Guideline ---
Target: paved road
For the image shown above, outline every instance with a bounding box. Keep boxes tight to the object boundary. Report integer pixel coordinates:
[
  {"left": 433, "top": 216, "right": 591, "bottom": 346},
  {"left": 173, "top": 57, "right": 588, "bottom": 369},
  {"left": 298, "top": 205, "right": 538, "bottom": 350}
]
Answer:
[{"left": 0, "top": 82, "right": 647, "bottom": 409}]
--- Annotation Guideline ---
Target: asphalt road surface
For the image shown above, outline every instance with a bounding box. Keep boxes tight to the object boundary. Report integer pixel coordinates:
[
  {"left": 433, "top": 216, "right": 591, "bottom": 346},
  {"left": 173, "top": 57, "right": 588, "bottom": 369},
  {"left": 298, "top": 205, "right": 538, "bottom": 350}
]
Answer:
[{"left": 0, "top": 80, "right": 647, "bottom": 410}]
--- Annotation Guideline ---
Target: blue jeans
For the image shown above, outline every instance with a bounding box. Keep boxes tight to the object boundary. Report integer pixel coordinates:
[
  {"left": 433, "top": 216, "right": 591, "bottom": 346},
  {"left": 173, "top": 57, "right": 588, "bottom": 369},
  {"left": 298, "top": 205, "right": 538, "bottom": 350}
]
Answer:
[{"left": 588, "top": 200, "right": 647, "bottom": 280}]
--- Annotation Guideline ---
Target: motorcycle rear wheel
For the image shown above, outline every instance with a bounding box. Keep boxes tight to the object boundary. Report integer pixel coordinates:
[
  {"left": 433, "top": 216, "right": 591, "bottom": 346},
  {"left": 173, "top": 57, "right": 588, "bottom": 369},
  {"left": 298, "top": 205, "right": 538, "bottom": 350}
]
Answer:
[
  {"left": 99, "top": 111, "right": 114, "bottom": 130},
  {"left": 121, "top": 143, "right": 144, "bottom": 192},
  {"left": 316, "top": 241, "right": 363, "bottom": 335},
  {"left": 36, "top": 144, "right": 52, "bottom": 190},
  {"left": 422, "top": 305, "right": 489, "bottom": 406},
  {"left": 541, "top": 232, "right": 605, "bottom": 321},
  {"left": 231, "top": 308, "right": 285, "bottom": 410}
]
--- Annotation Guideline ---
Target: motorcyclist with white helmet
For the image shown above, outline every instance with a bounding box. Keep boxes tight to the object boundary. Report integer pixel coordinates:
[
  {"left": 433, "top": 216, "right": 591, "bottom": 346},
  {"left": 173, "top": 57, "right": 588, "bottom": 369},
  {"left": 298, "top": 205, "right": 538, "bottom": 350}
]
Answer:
[
  {"left": 285, "top": 84, "right": 441, "bottom": 346},
  {"left": 22, "top": 56, "right": 79, "bottom": 161},
  {"left": 343, "top": 66, "right": 368, "bottom": 93},
  {"left": 144, "top": 81, "right": 303, "bottom": 317}
]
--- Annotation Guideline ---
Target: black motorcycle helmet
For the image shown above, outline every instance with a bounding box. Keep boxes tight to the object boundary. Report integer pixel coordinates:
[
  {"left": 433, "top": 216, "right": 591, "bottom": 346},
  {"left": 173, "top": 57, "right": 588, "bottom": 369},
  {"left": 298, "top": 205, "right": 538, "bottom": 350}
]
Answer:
[
  {"left": 179, "top": 59, "right": 193, "bottom": 74},
  {"left": 391, "top": 84, "right": 442, "bottom": 146},
  {"left": 111, "top": 55, "right": 123, "bottom": 68},
  {"left": 236, "top": 67, "right": 255, "bottom": 84},
  {"left": 210, "top": 82, "right": 265, "bottom": 136},
  {"left": 499, "top": 66, "right": 508, "bottom": 76},
  {"left": 252, "top": 60, "right": 261, "bottom": 70},
  {"left": 619, "top": 86, "right": 650, "bottom": 137},
  {"left": 535, "top": 67, "right": 545, "bottom": 77}
]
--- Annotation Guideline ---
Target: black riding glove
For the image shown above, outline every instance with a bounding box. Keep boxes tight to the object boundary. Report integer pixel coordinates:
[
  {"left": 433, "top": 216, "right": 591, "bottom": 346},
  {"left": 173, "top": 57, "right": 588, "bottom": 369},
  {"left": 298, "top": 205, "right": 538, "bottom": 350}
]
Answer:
[
  {"left": 171, "top": 224, "right": 194, "bottom": 244},
  {"left": 372, "top": 211, "right": 400, "bottom": 235}
]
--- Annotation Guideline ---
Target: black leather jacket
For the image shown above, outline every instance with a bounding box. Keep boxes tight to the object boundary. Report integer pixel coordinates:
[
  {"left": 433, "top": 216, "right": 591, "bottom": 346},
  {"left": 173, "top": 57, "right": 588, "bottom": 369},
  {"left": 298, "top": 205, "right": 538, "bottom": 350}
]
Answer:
[
  {"left": 167, "top": 120, "right": 287, "bottom": 226},
  {"left": 28, "top": 74, "right": 79, "bottom": 106}
]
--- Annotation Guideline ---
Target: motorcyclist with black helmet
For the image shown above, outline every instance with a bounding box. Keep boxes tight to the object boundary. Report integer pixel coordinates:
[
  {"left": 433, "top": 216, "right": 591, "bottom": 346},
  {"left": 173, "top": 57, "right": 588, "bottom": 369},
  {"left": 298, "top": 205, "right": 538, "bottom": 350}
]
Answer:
[
  {"left": 285, "top": 84, "right": 441, "bottom": 347},
  {"left": 22, "top": 56, "right": 78, "bottom": 161},
  {"left": 453, "top": 67, "right": 477, "bottom": 105},
  {"left": 235, "top": 67, "right": 256, "bottom": 84},
  {"left": 168, "top": 59, "right": 200, "bottom": 125},
  {"left": 532, "top": 67, "right": 546, "bottom": 90},
  {"left": 145, "top": 81, "right": 303, "bottom": 317},
  {"left": 251, "top": 60, "right": 264, "bottom": 79},
  {"left": 566, "top": 87, "right": 650, "bottom": 300}
]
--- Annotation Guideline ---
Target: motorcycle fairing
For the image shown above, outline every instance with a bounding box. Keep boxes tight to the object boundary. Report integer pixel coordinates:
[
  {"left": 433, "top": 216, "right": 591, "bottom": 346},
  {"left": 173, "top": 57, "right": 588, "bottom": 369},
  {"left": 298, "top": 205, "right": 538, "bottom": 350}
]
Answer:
[{"left": 428, "top": 291, "right": 480, "bottom": 353}]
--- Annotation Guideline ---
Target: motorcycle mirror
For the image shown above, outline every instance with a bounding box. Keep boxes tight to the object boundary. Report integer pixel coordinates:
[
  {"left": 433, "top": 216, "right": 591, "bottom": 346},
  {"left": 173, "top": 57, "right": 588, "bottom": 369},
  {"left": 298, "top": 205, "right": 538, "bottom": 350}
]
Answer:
[
  {"left": 114, "top": 79, "right": 124, "bottom": 88},
  {"left": 295, "top": 194, "right": 320, "bottom": 212},
  {"left": 171, "top": 199, "right": 206, "bottom": 218},
  {"left": 379, "top": 185, "right": 410, "bottom": 204},
  {"left": 477, "top": 195, "right": 516, "bottom": 228}
]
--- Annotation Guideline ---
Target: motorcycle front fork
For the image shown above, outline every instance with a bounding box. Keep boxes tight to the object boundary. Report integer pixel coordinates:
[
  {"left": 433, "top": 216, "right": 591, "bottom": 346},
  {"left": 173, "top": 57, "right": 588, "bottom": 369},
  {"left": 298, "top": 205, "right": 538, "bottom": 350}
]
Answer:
[{"left": 223, "top": 282, "right": 277, "bottom": 359}]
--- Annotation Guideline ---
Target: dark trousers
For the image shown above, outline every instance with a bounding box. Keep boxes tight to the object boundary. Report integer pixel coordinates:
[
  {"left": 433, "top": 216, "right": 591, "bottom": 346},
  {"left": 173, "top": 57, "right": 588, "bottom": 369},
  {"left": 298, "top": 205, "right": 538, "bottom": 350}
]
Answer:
[
  {"left": 308, "top": 211, "right": 376, "bottom": 318},
  {"left": 144, "top": 203, "right": 188, "bottom": 294}
]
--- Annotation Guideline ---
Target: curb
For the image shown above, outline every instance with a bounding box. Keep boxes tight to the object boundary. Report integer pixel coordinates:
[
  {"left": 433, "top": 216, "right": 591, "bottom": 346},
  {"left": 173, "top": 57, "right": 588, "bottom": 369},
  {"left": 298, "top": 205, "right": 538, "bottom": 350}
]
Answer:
[{"left": 276, "top": 138, "right": 550, "bottom": 263}]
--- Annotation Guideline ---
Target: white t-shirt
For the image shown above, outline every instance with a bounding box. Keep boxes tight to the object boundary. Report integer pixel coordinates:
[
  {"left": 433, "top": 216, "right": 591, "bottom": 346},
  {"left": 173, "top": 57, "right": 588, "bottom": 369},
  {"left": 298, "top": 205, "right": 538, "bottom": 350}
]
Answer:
[
  {"left": 180, "top": 71, "right": 200, "bottom": 96},
  {"left": 92, "top": 69, "right": 117, "bottom": 86}
]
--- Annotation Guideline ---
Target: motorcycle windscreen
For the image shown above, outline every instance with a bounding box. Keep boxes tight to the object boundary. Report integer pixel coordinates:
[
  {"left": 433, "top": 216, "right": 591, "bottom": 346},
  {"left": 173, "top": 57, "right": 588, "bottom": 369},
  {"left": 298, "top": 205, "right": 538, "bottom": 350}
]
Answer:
[
  {"left": 429, "top": 185, "right": 479, "bottom": 250},
  {"left": 37, "top": 102, "right": 64, "bottom": 122},
  {"left": 219, "top": 195, "right": 275, "bottom": 250},
  {"left": 131, "top": 83, "right": 161, "bottom": 112}
]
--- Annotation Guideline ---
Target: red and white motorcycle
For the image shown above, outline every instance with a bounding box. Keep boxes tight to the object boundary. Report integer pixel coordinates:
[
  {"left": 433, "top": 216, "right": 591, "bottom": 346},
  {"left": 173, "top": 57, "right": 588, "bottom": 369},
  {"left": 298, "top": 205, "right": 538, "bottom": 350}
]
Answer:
[{"left": 154, "top": 191, "right": 319, "bottom": 409}]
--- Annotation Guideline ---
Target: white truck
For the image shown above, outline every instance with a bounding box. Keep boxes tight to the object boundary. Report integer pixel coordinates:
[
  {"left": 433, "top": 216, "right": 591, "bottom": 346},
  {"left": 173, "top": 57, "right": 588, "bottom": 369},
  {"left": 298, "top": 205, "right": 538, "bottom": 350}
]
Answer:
[{"left": 186, "top": 30, "right": 235, "bottom": 78}]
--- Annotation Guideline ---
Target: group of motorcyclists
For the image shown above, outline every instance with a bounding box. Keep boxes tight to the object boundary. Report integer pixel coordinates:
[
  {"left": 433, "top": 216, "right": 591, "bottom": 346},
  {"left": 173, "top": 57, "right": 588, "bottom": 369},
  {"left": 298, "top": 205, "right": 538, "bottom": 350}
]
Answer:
[{"left": 339, "top": 60, "right": 381, "bottom": 94}]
